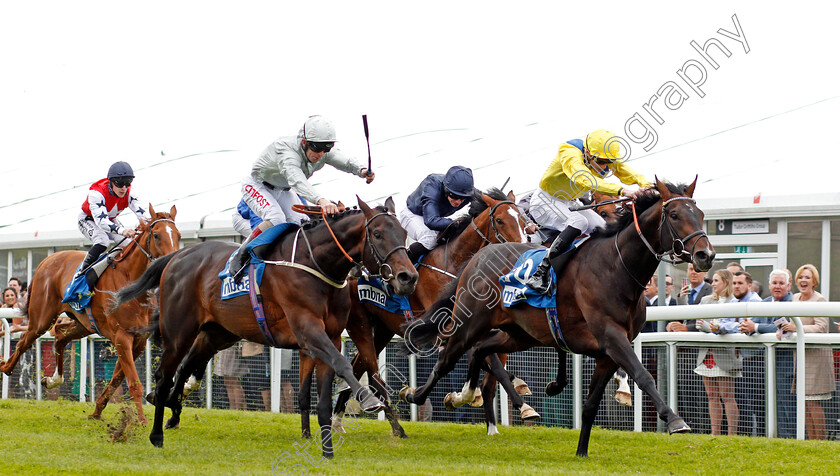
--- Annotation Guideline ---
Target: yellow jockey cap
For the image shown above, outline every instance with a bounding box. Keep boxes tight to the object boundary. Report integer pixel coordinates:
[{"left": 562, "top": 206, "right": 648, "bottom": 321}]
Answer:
[{"left": 584, "top": 129, "right": 622, "bottom": 160}]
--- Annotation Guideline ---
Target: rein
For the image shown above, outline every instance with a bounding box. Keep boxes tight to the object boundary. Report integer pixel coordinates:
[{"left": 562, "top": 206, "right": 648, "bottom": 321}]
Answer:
[
  {"left": 114, "top": 218, "right": 177, "bottom": 263},
  {"left": 291, "top": 204, "right": 405, "bottom": 282}
]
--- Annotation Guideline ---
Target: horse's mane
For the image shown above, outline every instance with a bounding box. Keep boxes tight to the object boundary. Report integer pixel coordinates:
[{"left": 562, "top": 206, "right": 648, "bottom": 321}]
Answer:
[
  {"left": 590, "top": 182, "right": 689, "bottom": 239},
  {"left": 300, "top": 207, "right": 369, "bottom": 231},
  {"left": 442, "top": 188, "right": 509, "bottom": 241}
]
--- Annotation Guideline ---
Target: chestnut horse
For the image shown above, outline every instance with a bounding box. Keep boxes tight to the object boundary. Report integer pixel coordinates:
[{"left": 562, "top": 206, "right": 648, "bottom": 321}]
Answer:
[
  {"left": 111, "top": 197, "right": 417, "bottom": 458},
  {"left": 0, "top": 205, "right": 180, "bottom": 424},
  {"left": 298, "top": 188, "right": 528, "bottom": 439},
  {"left": 401, "top": 179, "right": 715, "bottom": 457}
]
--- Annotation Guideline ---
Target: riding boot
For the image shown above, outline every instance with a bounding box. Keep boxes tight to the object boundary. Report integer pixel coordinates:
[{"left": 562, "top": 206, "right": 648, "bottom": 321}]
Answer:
[
  {"left": 230, "top": 233, "right": 259, "bottom": 284},
  {"left": 76, "top": 244, "right": 107, "bottom": 279},
  {"left": 407, "top": 241, "right": 431, "bottom": 265},
  {"left": 525, "top": 226, "right": 583, "bottom": 295}
]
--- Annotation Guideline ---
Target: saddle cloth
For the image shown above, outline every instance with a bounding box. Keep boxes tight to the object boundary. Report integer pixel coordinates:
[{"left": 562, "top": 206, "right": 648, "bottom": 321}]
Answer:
[
  {"left": 499, "top": 248, "right": 557, "bottom": 308},
  {"left": 61, "top": 252, "right": 116, "bottom": 312},
  {"left": 357, "top": 276, "right": 411, "bottom": 314}
]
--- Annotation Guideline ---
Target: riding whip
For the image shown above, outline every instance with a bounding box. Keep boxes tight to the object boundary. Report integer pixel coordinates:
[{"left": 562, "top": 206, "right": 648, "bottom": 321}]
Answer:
[{"left": 362, "top": 114, "right": 372, "bottom": 178}]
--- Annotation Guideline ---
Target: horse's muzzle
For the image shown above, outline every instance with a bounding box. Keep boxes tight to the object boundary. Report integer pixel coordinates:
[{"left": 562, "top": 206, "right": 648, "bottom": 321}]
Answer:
[
  {"left": 692, "top": 249, "right": 715, "bottom": 272},
  {"left": 392, "top": 270, "right": 419, "bottom": 296}
]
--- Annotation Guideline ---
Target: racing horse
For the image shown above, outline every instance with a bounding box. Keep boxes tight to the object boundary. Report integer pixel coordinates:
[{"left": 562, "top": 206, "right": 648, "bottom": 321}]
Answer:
[
  {"left": 111, "top": 197, "right": 417, "bottom": 458},
  {"left": 401, "top": 178, "right": 715, "bottom": 456},
  {"left": 0, "top": 205, "right": 180, "bottom": 424},
  {"left": 298, "top": 188, "right": 528, "bottom": 439}
]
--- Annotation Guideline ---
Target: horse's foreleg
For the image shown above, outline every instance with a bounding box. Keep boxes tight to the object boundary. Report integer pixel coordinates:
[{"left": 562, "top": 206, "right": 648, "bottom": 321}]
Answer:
[
  {"left": 576, "top": 357, "right": 618, "bottom": 458},
  {"left": 90, "top": 360, "right": 126, "bottom": 420},
  {"left": 314, "top": 358, "right": 336, "bottom": 460},
  {"left": 604, "top": 329, "right": 688, "bottom": 434},
  {"left": 111, "top": 332, "right": 147, "bottom": 425},
  {"left": 299, "top": 351, "right": 316, "bottom": 439},
  {"left": 546, "top": 349, "right": 569, "bottom": 396}
]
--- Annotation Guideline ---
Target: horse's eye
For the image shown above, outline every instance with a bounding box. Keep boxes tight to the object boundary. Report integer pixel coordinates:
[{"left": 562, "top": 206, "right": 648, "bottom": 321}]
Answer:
[
  {"left": 496, "top": 218, "right": 504, "bottom": 225},
  {"left": 670, "top": 212, "right": 679, "bottom": 220},
  {"left": 153, "top": 233, "right": 160, "bottom": 241},
  {"left": 600, "top": 212, "right": 608, "bottom": 218},
  {"left": 373, "top": 230, "right": 382, "bottom": 239}
]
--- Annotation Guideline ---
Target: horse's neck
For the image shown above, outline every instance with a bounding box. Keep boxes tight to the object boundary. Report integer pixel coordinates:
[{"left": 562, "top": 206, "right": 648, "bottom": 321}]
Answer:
[
  {"left": 612, "top": 205, "right": 664, "bottom": 286},
  {"left": 299, "top": 217, "right": 363, "bottom": 274},
  {"left": 429, "top": 218, "right": 487, "bottom": 272},
  {"left": 117, "top": 238, "right": 152, "bottom": 278}
]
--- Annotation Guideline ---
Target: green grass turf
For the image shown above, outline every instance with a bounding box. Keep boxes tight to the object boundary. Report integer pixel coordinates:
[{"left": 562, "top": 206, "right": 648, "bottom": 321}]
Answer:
[{"left": 0, "top": 398, "right": 836, "bottom": 475}]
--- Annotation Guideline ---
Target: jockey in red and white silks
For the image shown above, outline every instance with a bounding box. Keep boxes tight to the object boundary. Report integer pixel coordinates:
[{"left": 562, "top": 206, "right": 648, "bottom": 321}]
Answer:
[{"left": 76, "top": 161, "right": 148, "bottom": 286}]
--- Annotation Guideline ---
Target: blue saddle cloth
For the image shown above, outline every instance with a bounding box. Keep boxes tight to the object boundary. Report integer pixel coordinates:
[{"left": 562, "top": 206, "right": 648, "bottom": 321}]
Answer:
[
  {"left": 499, "top": 248, "right": 557, "bottom": 308},
  {"left": 218, "top": 223, "right": 298, "bottom": 300},
  {"left": 61, "top": 255, "right": 109, "bottom": 313},
  {"left": 357, "top": 276, "right": 411, "bottom": 314}
]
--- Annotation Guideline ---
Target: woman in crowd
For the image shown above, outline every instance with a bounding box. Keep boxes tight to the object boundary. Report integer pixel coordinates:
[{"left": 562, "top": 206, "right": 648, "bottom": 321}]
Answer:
[
  {"left": 777, "top": 264, "right": 833, "bottom": 440},
  {"left": 694, "top": 269, "right": 740, "bottom": 436}
]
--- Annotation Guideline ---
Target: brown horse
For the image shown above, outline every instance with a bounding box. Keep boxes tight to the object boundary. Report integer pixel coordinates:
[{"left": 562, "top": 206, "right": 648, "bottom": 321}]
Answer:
[
  {"left": 401, "top": 178, "right": 715, "bottom": 457},
  {"left": 111, "top": 197, "right": 417, "bottom": 457},
  {"left": 298, "top": 188, "right": 528, "bottom": 439},
  {"left": 0, "top": 205, "right": 180, "bottom": 424}
]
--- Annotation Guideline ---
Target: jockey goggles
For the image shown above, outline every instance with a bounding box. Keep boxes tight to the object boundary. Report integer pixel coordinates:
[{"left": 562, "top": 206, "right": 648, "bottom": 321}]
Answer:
[
  {"left": 446, "top": 190, "right": 470, "bottom": 200},
  {"left": 307, "top": 141, "right": 334, "bottom": 153},
  {"left": 111, "top": 177, "right": 133, "bottom": 188}
]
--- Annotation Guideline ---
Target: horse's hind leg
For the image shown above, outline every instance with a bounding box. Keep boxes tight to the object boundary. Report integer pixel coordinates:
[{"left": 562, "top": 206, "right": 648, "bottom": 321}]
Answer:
[
  {"left": 0, "top": 304, "right": 62, "bottom": 375},
  {"left": 109, "top": 330, "right": 148, "bottom": 425},
  {"left": 613, "top": 367, "right": 632, "bottom": 407},
  {"left": 43, "top": 318, "right": 90, "bottom": 388},
  {"left": 576, "top": 357, "right": 619, "bottom": 458},
  {"left": 299, "top": 350, "right": 316, "bottom": 439}
]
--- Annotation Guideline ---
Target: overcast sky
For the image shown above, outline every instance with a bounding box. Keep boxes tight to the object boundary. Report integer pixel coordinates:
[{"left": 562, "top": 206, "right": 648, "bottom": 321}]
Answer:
[{"left": 1, "top": 1, "right": 838, "bottom": 234}]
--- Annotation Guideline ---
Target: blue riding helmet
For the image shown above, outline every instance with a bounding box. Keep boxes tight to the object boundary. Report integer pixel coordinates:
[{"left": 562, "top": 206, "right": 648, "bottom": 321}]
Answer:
[
  {"left": 443, "top": 165, "right": 474, "bottom": 198},
  {"left": 107, "top": 161, "right": 135, "bottom": 179}
]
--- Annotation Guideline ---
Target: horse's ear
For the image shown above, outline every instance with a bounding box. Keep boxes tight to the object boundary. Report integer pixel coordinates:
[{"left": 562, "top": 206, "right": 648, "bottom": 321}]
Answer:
[
  {"left": 506, "top": 190, "right": 516, "bottom": 202},
  {"left": 149, "top": 203, "right": 156, "bottom": 217},
  {"left": 481, "top": 193, "right": 498, "bottom": 208},
  {"left": 684, "top": 175, "right": 698, "bottom": 198},
  {"left": 654, "top": 176, "right": 673, "bottom": 200},
  {"left": 384, "top": 196, "right": 396, "bottom": 213},
  {"left": 169, "top": 205, "right": 177, "bottom": 219},
  {"left": 356, "top": 195, "right": 372, "bottom": 215}
]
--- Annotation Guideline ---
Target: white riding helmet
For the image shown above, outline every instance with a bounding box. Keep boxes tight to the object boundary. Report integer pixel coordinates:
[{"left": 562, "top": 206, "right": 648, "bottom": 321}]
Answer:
[{"left": 302, "top": 115, "right": 337, "bottom": 142}]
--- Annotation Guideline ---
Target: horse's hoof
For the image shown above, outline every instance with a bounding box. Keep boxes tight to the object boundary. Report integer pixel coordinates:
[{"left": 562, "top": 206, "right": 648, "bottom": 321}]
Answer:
[
  {"left": 302, "top": 430, "right": 311, "bottom": 439},
  {"left": 668, "top": 417, "right": 691, "bottom": 434},
  {"left": 335, "top": 379, "right": 351, "bottom": 393},
  {"left": 470, "top": 388, "right": 484, "bottom": 407},
  {"left": 443, "top": 392, "right": 457, "bottom": 411},
  {"left": 87, "top": 413, "right": 102, "bottom": 420},
  {"left": 361, "top": 395, "right": 384, "bottom": 414},
  {"left": 487, "top": 424, "right": 500, "bottom": 436},
  {"left": 150, "top": 434, "right": 164, "bottom": 448},
  {"left": 145, "top": 391, "right": 156, "bottom": 405},
  {"left": 164, "top": 419, "right": 178, "bottom": 429},
  {"left": 614, "top": 391, "right": 632, "bottom": 407},
  {"left": 139, "top": 418, "right": 149, "bottom": 426},
  {"left": 398, "top": 387, "right": 414, "bottom": 403},
  {"left": 331, "top": 419, "right": 346, "bottom": 435},
  {"left": 545, "top": 381, "right": 564, "bottom": 397},
  {"left": 520, "top": 403, "right": 540, "bottom": 420},
  {"left": 512, "top": 377, "right": 532, "bottom": 396},
  {"left": 394, "top": 429, "right": 408, "bottom": 439}
]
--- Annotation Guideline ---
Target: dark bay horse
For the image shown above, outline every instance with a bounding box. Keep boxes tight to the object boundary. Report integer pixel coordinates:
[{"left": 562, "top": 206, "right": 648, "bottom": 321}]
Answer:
[
  {"left": 298, "top": 188, "right": 528, "bottom": 439},
  {"left": 401, "top": 178, "right": 715, "bottom": 457},
  {"left": 111, "top": 197, "right": 418, "bottom": 457},
  {"left": 0, "top": 205, "right": 180, "bottom": 423}
]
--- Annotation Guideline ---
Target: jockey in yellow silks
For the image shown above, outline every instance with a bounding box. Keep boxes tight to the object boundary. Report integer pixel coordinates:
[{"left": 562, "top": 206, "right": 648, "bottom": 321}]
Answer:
[{"left": 526, "top": 129, "right": 651, "bottom": 294}]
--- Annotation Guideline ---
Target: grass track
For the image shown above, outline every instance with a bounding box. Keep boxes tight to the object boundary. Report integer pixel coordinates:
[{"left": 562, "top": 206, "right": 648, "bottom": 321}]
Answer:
[{"left": 0, "top": 399, "right": 836, "bottom": 475}]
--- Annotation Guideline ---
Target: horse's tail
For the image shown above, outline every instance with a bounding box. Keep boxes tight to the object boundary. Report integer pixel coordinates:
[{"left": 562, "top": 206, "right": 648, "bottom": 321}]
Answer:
[
  {"left": 108, "top": 251, "right": 177, "bottom": 314},
  {"left": 401, "top": 277, "right": 459, "bottom": 354}
]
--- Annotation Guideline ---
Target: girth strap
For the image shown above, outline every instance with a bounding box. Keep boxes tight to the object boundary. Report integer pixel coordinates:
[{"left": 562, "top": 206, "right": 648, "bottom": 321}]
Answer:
[
  {"left": 545, "top": 307, "right": 571, "bottom": 353},
  {"left": 84, "top": 306, "right": 102, "bottom": 336},
  {"left": 249, "top": 265, "right": 277, "bottom": 347}
]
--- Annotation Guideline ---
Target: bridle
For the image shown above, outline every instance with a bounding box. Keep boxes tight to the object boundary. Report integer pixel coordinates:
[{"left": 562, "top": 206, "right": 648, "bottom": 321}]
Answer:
[
  {"left": 114, "top": 218, "right": 177, "bottom": 263},
  {"left": 292, "top": 205, "right": 407, "bottom": 283},
  {"left": 616, "top": 195, "right": 708, "bottom": 287},
  {"left": 469, "top": 200, "right": 519, "bottom": 245}
]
